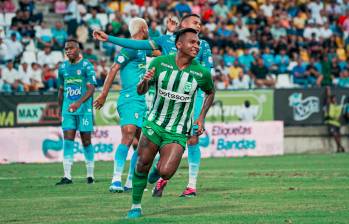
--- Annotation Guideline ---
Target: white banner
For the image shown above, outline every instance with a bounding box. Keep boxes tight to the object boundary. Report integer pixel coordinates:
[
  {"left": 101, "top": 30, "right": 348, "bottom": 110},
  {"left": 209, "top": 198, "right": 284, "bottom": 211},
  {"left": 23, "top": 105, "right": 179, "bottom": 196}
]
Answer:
[{"left": 0, "top": 122, "right": 284, "bottom": 164}]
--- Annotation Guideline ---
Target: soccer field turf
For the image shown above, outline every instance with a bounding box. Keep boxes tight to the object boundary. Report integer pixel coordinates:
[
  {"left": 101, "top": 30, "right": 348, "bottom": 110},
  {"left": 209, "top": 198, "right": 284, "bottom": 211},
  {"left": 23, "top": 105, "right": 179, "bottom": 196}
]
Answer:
[{"left": 0, "top": 154, "right": 348, "bottom": 224}]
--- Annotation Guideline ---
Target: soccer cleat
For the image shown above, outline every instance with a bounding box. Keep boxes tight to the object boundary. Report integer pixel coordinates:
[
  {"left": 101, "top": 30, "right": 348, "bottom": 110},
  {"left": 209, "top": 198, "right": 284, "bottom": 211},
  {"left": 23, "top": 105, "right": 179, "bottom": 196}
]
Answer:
[
  {"left": 87, "top": 177, "right": 95, "bottom": 184},
  {"left": 55, "top": 177, "right": 73, "bottom": 185},
  {"left": 180, "top": 187, "right": 197, "bottom": 197},
  {"left": 123, "top": 186, "right": 132, "bottom": 192},
  {"left": 127, "top": 208, "right": 142, "bottom": 219},
  {"left": 109, "top": 181, "right": 124, "bottom": 193},
  {"left": 152, "top": 179, "right": 168, "bottom": 197}
]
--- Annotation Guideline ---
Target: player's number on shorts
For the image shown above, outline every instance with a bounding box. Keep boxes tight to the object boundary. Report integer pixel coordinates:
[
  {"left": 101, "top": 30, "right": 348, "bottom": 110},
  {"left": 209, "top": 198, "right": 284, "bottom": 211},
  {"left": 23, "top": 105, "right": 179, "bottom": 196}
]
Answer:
[{"left": 82, "top": 118, "right": 89, "bottom": 126}]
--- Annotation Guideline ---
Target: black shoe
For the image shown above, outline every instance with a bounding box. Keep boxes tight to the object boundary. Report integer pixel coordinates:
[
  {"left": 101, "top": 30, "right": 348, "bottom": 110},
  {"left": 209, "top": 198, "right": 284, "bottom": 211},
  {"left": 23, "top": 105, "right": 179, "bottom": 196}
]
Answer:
[
  {"left": 87, "top": 177, "right": 95, "bottom": 184},
  {"left": 56, "top": 177, "right": 72, "bottom": 185}
]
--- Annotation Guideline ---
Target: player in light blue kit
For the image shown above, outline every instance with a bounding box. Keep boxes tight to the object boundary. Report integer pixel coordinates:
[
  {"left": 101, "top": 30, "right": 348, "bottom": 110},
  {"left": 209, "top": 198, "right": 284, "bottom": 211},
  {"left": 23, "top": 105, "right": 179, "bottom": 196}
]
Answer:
[
  {"left": 94, "top": 14, "right": 214, "bottom": 197},
  {"left": 94, "top": 18, "right": 150, "bottom": 193},
  {"left": 56, "top": 39, "right": 97, "bottom": 185}
]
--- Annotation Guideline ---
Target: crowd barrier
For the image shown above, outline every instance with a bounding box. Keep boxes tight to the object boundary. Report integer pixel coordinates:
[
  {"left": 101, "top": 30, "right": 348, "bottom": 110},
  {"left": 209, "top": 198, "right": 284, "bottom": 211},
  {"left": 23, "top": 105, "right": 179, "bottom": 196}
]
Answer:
[
  {"left": 0, "top": 88, "right": 347, "bottom": 128},
  {"left": 0, "top": 122, "right": 283, "bottom": 164}
]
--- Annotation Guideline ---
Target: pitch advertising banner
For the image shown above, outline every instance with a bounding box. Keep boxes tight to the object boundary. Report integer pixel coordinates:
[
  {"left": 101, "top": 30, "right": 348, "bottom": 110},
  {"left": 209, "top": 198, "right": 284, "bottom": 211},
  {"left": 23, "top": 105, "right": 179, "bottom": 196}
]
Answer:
[
  {"left": 0, "top": 92, "right": 60, "bottom": 128},
  {"left": 0, "top": 122, "right": 283, "bottom": 164}
]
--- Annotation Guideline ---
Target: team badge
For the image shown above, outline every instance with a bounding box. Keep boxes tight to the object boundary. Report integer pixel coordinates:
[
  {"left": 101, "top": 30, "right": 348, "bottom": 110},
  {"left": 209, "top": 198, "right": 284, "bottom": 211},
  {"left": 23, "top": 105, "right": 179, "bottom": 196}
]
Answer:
[
  {"left": 148, "top": 128, "right": 154, "bottom": 136},
  {"left": 77, "top": 70, "right": 81, "bottom": 75},
  {"left": 117, "top": 56, "right": 125, "bottom": 63},
  {"left": 135, "top": 113, "right": 139, "bottom": 119},
  {"left": 184, "top": 82, "right": 192, "bottom": 92}
]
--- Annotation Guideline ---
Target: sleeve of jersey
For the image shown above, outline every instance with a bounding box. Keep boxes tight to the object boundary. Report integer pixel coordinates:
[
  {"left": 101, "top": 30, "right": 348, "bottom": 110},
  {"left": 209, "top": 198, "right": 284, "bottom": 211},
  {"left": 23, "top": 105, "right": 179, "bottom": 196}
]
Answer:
[
  {"left": 86, "top": 62, "right": 97, "bottom": 86},
  {"left": 114, "top": 48, "right": 135, "bottom": 68},
  {"left": 57, "top": 66, "right": 64, "bottom": 87},
  {"left": 107, "top": 35, "right": 159, "bottom": 50},
  {"left": 199, "top": 69, "right": 214, "bottom": 92},
  {"left": 201, "top": 40, "right": 214, "bottom": 69}
]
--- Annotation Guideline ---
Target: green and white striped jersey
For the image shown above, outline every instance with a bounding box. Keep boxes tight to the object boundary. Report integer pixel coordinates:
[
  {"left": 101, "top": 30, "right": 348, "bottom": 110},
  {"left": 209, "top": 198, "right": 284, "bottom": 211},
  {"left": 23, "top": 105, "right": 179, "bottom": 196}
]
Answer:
[{"left": 147, "top": 55, "right": 214, "bottom": 135}]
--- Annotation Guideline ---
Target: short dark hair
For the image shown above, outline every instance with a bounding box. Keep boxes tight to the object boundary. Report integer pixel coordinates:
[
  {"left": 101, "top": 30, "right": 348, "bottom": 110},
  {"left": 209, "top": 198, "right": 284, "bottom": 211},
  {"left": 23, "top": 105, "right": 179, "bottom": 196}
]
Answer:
[
  {"left": 180, "top": 14, "right": 201, "bottom": 24},
  {"left": 65, "top": 38, "right": 83, "bottom": 49},
  {"left": 175, "top": 28, "right": 198, "bottom": 44}
]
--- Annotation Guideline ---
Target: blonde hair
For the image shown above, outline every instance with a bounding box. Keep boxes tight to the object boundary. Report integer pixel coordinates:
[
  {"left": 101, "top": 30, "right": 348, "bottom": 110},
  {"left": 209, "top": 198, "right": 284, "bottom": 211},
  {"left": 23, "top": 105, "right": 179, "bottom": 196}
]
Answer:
[{"left": 129, "top": 17, "right": 147, "bottom": 36}]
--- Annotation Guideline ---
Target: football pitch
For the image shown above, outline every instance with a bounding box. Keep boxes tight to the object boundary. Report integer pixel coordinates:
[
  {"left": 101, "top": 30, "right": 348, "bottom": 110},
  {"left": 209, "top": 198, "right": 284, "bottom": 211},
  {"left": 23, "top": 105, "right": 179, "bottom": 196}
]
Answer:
[{"left": 0, "top": 154, "right": 348, "bottom": 224}]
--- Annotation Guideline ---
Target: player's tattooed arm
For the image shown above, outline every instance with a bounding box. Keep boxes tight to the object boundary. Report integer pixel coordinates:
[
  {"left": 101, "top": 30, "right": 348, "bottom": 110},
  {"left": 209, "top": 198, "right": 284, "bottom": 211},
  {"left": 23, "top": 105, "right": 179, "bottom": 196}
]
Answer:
[
  {"left": 69, "top": 84, "right": 95, "bottom": 112},
  {"left": 94, "top": 63, "right": 121, "bottom": 110},
  {"left": 137, "top": 67, "right": 155, "bottom": 95},
  {"left": 195, "top": 88, "right": 215, "bottom": 136}
]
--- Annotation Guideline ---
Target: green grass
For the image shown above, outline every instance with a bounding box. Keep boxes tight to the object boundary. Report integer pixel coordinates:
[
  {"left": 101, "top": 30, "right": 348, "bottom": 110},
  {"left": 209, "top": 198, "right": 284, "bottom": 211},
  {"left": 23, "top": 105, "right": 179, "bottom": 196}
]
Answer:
[{"left": 0, "top": 154, "right": 349, "bottom": 224}]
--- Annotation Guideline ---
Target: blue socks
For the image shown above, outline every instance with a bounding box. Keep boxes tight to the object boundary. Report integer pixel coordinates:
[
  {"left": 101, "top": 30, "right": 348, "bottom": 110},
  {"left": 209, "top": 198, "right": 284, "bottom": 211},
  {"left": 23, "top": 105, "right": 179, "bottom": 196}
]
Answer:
[
  {"left": 125, "top": 150, "right": 138, "bottom": 188},
  {"left": 63, "top": 139, "right": 75, "bottom": 180},
  {"left": 187, "top": 144, "right": 201, "bottom": 189},
  {"left": 83, "top": 144, "right": 95, "bottom": 178},
  {"left": 112, "top": 144, "right": 129, "bottom": 182}
]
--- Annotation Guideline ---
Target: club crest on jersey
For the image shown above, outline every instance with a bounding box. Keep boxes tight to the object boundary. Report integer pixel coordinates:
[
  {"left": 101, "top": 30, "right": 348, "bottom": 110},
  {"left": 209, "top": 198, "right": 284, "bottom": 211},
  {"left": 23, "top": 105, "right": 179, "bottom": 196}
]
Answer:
[
  {"left": 135, "top": 113, "right": 139, "bottom": 119},
  {"left": 117, "top": 56, "right": 125, "bottom": 63},
  {"left": 184, "top": 82, "right": 192, "bottom": 92},
  {"left": 77, "top": 70, "right": 81, "bottom": 75}
]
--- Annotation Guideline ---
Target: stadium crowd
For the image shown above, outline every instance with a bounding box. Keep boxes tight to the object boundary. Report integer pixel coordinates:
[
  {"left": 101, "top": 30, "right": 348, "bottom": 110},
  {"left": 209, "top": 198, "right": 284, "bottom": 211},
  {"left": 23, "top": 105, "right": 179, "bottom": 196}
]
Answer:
[{"left": 1, "top": 0, "right": 349, "bottom": 92}]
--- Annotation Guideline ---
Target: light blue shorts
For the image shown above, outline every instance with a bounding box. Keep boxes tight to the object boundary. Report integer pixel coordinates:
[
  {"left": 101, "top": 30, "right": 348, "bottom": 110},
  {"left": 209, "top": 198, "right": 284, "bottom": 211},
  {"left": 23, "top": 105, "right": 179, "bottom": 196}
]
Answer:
[
  {"left": 117, "top": 102, "right": 146, "bottom": 128},
  {"left": 62, "top": 114, "right": 94, "bottom": 132}
]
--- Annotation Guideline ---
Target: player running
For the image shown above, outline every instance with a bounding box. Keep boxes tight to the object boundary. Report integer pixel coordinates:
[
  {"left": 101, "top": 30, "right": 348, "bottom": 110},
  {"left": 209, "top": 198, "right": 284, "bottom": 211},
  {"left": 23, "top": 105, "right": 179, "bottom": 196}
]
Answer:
[
  {"left": 93, "top": 14, "right": 214, "bottom": 197},
  {"left": 126, "top": 28, "right": 215, "bottom": 218},
  {"left": 56, "top": 39, "right": 97, "bottom": 185},
  {"left": 93, "top": 18, "right": 150, "bottom": 193}
]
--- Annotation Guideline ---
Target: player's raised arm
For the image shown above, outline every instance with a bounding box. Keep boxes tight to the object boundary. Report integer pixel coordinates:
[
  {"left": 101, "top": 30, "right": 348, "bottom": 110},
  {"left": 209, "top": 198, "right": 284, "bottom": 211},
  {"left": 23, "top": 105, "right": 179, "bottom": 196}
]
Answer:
[
  {"left": 93, "top": 30, "right": 158, "bottom": 50},
  {"left": 94, "top": 63, "right": 120, "bottom": 110}
]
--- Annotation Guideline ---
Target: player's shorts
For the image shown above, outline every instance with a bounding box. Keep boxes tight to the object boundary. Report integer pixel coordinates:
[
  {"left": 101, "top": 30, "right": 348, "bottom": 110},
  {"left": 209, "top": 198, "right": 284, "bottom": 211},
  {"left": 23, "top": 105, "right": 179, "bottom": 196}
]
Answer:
[
  {"left": 62, "top": 114, "right": 94, "bottom": 132},
  {"left": 328, "top": 124, "right": 340, "bottom": 135},
  {"left": 117, "top": 101, "right": 146, "bottom": 128},
  {"left": 142, "top": 120, "right": 187, "bottom": 149}
]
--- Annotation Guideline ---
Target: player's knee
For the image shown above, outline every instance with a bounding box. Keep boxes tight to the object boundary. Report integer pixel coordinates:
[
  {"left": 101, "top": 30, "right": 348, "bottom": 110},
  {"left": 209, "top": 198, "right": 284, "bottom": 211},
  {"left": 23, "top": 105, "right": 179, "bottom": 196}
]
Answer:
[
  {"left": 136, "top": 158, "right": 152, "bottom": 173},
  {"left": 158, "top": 166, "right": 175, "bottom": 180},
  {"left": 82, "top": 139, "right": 91, "bottom": 147},
  {"left": 121, "top": 133, "right": 134, "bottom": 146},
  {"left": 188, "top": 136, "right": 199, "bottom": 145}
]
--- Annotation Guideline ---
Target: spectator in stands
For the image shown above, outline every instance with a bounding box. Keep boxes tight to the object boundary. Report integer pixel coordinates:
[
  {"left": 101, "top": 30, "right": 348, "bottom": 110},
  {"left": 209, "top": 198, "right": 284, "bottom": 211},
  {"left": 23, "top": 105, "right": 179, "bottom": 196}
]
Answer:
[
  {"left": 336, "top": 70, "right": 349, "bottom": 88},
  {"left": 325, "top": 87, "right": 345, "bottom": 153},
  {"left": 0, "top": 0, "right": 16, "bottom": 13},
  {"left": 231, "top": 62, "right": 250, "bottom": 90},
  {"left": 0, "top": 37, "right": 9, "bottom": 64},
  {"left": 149, "top": 21, "right": 160, "bottom": 38},
  {"left": 96, "top": 57, "right": 108, "bottom": 87},
  {"left": 83, "top": 48, "right": 98, "bottom": 64},
  {"left": 261, "top": 47, "right": 275, "bottom": 70},
  {"left": 237, "top": 100, "right": 257, "bottom": 122},
  {"left": 304, "top": 57, "right": 323, "bottom": 87},
  {"left": 250, "top": 57, "right": 275, "bottom": 88},
  {"left": 51, "top": 21, "right": 68, "bottom": 50},
  {"left": 2, "top": 60, "right": 23, "bottom": 92},
  {"left": 35, "top": 22, "right": 53, "bottom": 49},
  {"left": 30, "top": 62, "right": 43, "bottom": 91},
  {"left": 4, "top": 33, "right": 23, "bottom": 63},
  {"left": 123, "top": 0, "right": 140, "bottom": 15},
  {"left": 235, "top": 19, "right": 250, "bottom": 43},
  {"left": 54, "top": 0, "right": 67, "bottom": 14},
  {"left": 275, "top": 48, "right": 290, "bottom": 74},
  {"left": 260, "top": 0, "right": 274, "bottom": 18},
  {"left": 17, "top": 62, "right": 33, "bottom": 92},
  {"left": 319, "top": 55, "right": 332, "bottom": 86},
  {"left": 87, "top": 9, "right": 103, "bottom": 32},
  {"left": 223, "top": 47, "right": 236, "bottom": 67},
  {"left": 64, "top": 0, "right": 80, "bottom": 37},
  {"left": 213, "top": 0, "right": 230, "bottom": 20},
  {"left": 174, "top": 0, "right": 191, "bottom": 17},
  {"left": 37, "top": 46, "right": 56, "bottom": 68},
  {"left": 238, "top": 48, "right": 254, "bottom": 72},
  {"left": 0, "top": 67, "right": 3, "bottom": 91},
  {"left": 42, "top": 64, "right": 57, "bottom": 91}
]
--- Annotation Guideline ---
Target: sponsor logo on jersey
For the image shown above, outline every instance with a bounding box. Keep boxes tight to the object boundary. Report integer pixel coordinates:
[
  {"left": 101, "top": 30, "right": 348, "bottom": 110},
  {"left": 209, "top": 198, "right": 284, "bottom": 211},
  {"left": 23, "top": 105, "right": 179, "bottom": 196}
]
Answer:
[
  {"left": 66, "top": 79, "right": 82, "bottom": 84},
  {"left": 160, "top": 62, "right": 173, "bottom": 69},
  {"left": 189, "top": 70, "right": 203, "bottom": 77},
  {"left": 158, "top": 88, "right": 191, "bottom": 102},
  {"left": 66, "top": 85, "right": 82, "bottom": 100}
]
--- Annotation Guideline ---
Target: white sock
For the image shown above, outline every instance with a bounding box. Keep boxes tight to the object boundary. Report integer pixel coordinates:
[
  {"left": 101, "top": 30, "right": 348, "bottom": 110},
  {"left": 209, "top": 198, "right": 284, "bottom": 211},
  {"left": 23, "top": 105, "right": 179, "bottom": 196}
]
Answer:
[
  {"left": 124, "top": 178, "right": 132, "bottom": 188},
  {"left": 131, "top": 204, "right": 141, "bottom": 209},
  {"left": 112, "top": 171, "right": 122, "bottom": 183},
  {"left": 187, "top": 176, "right": 197, "bottom": 189},
  {"left": 63, "top": 159, "right": 73, "bottom": 180},
  {"left": 86, "top": 161, "right": 94, "bottom": 178}
]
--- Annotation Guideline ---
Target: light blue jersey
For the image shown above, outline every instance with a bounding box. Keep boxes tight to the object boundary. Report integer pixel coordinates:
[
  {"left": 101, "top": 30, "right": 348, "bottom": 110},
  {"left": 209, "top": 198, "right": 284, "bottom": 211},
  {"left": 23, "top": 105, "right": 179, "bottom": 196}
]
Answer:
[
  {"left": 58, "top": 59, "right": 96, "bottom": 132},
  {"left": 114, "top": 48, "right": 147, "bottom": 127}
]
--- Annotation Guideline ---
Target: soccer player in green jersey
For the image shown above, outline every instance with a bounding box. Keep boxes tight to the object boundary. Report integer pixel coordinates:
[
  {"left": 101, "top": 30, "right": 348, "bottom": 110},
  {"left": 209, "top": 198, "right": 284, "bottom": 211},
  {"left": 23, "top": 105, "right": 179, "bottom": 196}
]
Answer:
[
  {"left": 127, "top": 28, "right": 215, "bottom": 218},
  {"left": 56, "top": 39, "right": 97, "bottom": 185},
  {"left": 94, "top": 18, "right": 150, "bottom": 193},
  {"left": 94, "top": 14, "right": 214, "bottom": 198}
]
